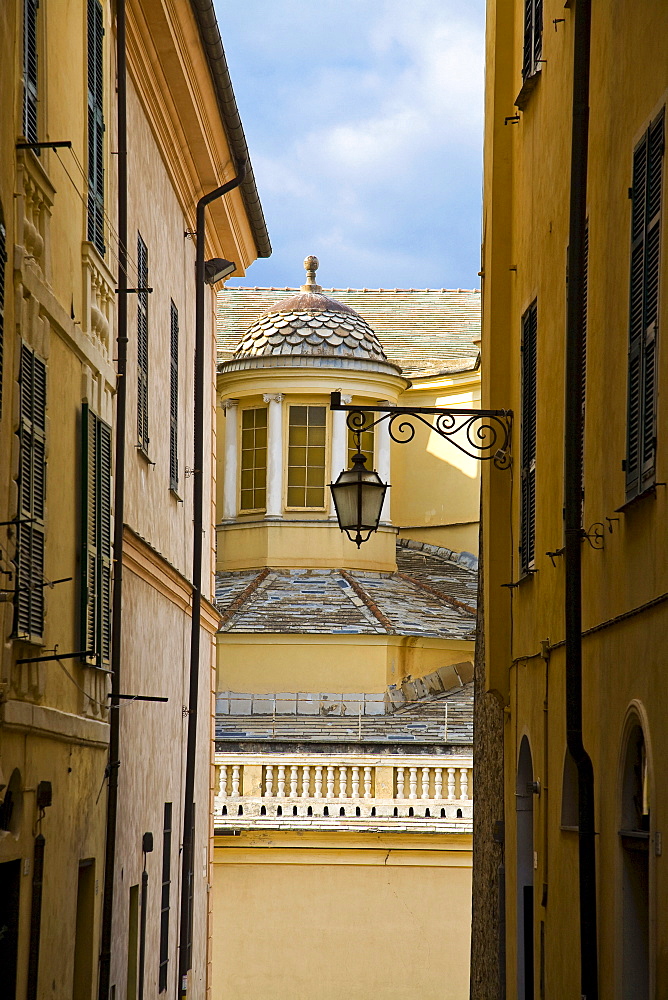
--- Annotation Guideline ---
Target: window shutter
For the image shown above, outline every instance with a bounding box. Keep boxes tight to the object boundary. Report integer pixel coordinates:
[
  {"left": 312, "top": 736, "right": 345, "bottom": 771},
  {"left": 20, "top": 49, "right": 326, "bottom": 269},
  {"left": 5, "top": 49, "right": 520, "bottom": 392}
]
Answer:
[
  {"left": 23, "top": 0, "right": 39, "bottom": 145},
  {"left": 533, "top": 0, "right": 543, "bottom": 69},
  {"left": 520, "top": 302, "right": 537, "bottom": 574},
  {"left": 169, "top": 302, "right": 179, "bottom": 491},
  {"left": 15, "top": 344, "right": 46, "bottom": 641},
  {"left": 80, "top": 404, "right": 112, "bottom": 666},
  {"left": 86, "top": 0, "right": 105, "bottom": 254},
  {"left": 522, "top": 0, "right": 533, "bottom": 79},
  {"left": 0, "top": 220, "right": 6, "bottom": 418},
  {"left": 626, "top": 109, "right": 664, "bottom": 499},
  {"left": 137, "top": 235, "right": 149, "bottom": 452},
  {"left": 158, "top": 802, "right": 173, "bottom": 992}
]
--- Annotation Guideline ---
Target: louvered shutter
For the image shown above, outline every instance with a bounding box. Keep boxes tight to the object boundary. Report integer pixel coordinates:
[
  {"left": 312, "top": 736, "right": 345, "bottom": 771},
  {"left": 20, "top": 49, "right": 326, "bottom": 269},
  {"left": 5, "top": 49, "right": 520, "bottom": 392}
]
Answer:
[
  {"left": 522, "top": 0, "right": 533, "bottom": 79},
  {"left": 170, "top": 301, "right": 179, "bottom": 490},
  {"left": 137, "top": 235, "right": 150, "bottom": 452},
  {"left": 86, "top": 0, "right": 105, "bottom": 254},
  {"left": 80, "top": 404, "right": 112, "bottom": 666},
  {"left": 520, "top": 302, "right": 537, "bottom": 574},
  {"left": 158, "top": 802, "right": 173, "bottom": 993},
  {"left": 533, "top": 0, "right": 543, "bottom": 70},
  {"left": 0, "top": 220, "right": 6, "bottom": 418},
  {"left": 626, "top": 109, "right": 664, "bottom": 499},
  {"left": 23, "top": 0, "right": 39, "bottom": 145},
  {"left": 15, "top": 345, "right": 46, "bottom": 641}
]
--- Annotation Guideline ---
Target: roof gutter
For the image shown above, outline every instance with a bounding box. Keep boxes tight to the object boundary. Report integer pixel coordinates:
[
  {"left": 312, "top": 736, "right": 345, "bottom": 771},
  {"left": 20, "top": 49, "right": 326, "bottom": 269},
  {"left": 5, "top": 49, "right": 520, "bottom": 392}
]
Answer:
[{"left": 189, "top": 0, "right": 271, "bottom": 259}]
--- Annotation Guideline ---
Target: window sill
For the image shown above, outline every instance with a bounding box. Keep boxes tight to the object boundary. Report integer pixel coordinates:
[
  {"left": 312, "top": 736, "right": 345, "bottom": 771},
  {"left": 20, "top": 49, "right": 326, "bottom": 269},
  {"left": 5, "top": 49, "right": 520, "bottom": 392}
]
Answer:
[
  {"left": 136, "top": 445, "right": 154, "bottom": 466},
  {"left": 615, "top": 484, "right": 660, "bottom": 513},
  {"left": 169, "top": 487, "right": 183, "bottom": 504},
  {"left": 515, "top": 69, "right": 541, "bottom": 112}
]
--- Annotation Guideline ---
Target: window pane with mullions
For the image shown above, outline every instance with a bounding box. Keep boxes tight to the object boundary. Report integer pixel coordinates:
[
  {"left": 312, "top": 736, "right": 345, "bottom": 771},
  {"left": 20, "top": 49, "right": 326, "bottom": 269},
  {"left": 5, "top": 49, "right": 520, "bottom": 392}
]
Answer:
[
  {"left": 287, "top": 406, "right": 326, "bottom": 508},
  {"left": 240, "top": 407, "right": 267, "bottom": 511}
]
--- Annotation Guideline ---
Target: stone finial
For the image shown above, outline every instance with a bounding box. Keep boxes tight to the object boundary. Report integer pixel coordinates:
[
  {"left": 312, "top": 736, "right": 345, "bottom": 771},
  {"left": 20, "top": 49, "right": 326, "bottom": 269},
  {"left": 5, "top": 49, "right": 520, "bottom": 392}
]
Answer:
[{"left": 301, "top": 255, "right": 322, "bottom": 293}]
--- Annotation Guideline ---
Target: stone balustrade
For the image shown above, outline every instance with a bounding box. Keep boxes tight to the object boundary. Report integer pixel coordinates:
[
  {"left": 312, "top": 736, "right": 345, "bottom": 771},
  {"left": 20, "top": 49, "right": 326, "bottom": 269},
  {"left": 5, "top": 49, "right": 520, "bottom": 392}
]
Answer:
[{"left": 214, "top": 752, "right": 473, "bottom": 831}]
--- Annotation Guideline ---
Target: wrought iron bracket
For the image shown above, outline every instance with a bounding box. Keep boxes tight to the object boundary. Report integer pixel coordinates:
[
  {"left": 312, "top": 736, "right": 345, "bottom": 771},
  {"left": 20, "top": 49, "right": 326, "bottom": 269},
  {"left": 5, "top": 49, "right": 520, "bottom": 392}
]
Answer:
[{"left": 330, "top": 392, "right": 513, "bottom": 470}]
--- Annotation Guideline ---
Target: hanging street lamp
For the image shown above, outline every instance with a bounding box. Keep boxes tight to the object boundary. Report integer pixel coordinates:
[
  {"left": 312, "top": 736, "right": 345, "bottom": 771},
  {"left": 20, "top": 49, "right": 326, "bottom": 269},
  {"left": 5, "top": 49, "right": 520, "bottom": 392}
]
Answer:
[{"left": 328, "top": 391, "right": 513, "bottom": 546}]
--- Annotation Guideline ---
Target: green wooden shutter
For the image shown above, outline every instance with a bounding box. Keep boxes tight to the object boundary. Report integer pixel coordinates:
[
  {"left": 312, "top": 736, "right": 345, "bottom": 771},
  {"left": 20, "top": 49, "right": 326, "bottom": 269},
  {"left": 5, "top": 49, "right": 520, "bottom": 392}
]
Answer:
[
  {"left": 520, "top": 301, "right": 537, "bottom": 574},
  {"left": 86, "top": 0, "right": 105, "bottom": 254},
  {"left": 626, "top": 109, "right": 664, "bottom": 499},
  {"left": 169, "top": 301, "right": 179, "bottom": 491},
  {"left": 0, "top": 219, "right": 6, "bottom": 418},
  {"left": 137, "top": 235, "right": 149, "bottom": 452},
  {"left": 80, "top": 404, "right": 112, "bottom": 666},
  {"left": 23, "top": 0, "right": 39, "bottom": 145},
  {"left": 15, "top": 344, "right": 46, "bottom": 641}
]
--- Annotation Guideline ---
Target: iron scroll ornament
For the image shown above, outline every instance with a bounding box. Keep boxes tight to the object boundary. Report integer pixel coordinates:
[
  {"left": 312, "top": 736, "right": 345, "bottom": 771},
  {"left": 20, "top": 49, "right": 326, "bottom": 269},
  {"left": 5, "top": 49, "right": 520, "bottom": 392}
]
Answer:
[{"left": 330, "top": 392, "right": 513, "bottom": 470}]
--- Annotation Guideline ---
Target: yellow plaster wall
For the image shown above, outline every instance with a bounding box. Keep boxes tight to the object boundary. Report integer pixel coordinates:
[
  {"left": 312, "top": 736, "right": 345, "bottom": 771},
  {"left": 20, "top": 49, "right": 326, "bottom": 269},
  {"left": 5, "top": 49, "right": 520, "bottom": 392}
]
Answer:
[
  {"left": 217, "top": 633, "right": 474, "bottom": 694},
  {"left": 212, "top": 832, "right": 472, "bottom": 1000},
  {"left": 482, "top": 0, "right": 668, "bottom": 995}
]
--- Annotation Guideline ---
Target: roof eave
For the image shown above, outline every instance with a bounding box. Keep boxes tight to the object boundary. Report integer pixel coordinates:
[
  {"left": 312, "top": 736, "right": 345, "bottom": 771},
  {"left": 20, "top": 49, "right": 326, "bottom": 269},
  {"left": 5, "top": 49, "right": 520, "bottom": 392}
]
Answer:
[{"left": 189, "top": 0, "right": 272, "bottom": 258}]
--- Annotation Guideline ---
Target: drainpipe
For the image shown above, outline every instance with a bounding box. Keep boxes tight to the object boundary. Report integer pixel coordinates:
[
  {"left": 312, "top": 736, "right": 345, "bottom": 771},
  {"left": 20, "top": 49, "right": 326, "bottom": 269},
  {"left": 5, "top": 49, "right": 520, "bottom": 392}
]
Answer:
[
  {"left": 178, "top": 159, "right": 246, "bottom": 998},
  {"left": 564, "top": 1, "right": 597, "bottom": 997},
  {"left": 26, "top": 833, "right": 45, "bottom": 1000},
  {"left": 98, "top": 0, "right": 127, "bottom": 995}
]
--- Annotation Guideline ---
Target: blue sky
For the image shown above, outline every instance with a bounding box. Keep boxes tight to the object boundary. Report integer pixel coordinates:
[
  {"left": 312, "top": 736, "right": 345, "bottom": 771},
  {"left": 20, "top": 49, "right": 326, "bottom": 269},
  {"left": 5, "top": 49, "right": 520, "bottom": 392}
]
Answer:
[{"left": 216, "top": 0, "right": 485, "bottom": 291}]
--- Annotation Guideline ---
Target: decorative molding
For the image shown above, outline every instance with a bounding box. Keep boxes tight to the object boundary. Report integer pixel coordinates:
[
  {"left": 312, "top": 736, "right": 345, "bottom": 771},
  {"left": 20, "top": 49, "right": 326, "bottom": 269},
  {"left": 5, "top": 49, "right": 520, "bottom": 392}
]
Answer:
[
  {"left": 1, "top": 698, "right": 110, "bottom": 748},
  {"left": 220, "top": 398, "right": 239, "bottom": 411},
  {"left": 262, "top": 393, "right": 284, "bottom": 404},
  {"left": 15, "top": 148, "right": 55, "bottom": 280},
  {"left": 81, "top": 242, "right": 115, "bottom": 356}
]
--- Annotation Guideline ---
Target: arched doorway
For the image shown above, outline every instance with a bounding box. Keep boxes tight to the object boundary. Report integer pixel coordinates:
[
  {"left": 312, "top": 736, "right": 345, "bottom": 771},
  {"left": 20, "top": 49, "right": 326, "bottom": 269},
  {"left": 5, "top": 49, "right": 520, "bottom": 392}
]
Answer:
[
  {"left": 619, "top": 719, "right": 650, "bottom": 999},
  {"left": 516, "top": 735, "right": 534, "bottom": 999}
]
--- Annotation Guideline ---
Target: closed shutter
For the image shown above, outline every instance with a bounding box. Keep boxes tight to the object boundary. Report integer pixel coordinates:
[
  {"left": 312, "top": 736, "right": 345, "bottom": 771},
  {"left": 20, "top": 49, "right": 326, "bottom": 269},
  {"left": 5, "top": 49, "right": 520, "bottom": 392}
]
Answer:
[
  {"left": 0, "top": 219, "right": 6, "bottom": 418},
  {"left": 87, "top": 0, "right": 105, "bottom": 254},
  {"left": 158, "top": 802, "right": 172, "bottom": 992},
  {"left": 15, "top": 344, "right": 46, "bottom": 641},
  {"left": 522, "top": 0, "right": 542, "bottom": 79},
  {"left": 137, "top": 235, "right": 149, "bottom": 452},
  {"left": 520, "top": 301, "right": 537, "bottom": 574},
  {"left": 169, "top": 302, "right": 179, "bottom": 491},
  {"left": 80, "top": 404, "right": 112, "bottom": 666},
  {"left": 626, "top": 109, "right": 664, "bottom": 499},
  {"left": 23, "top": 0, "right": 39, "bottom": 145}
]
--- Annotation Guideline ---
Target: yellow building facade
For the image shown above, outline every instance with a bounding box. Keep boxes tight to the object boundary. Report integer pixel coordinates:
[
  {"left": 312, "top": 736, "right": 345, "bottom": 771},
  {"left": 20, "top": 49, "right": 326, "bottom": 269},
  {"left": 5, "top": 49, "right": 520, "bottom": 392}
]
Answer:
[
  {"left": 480, "top": 0, "right": 668, "bottom": 997},
  {"left": 211, "top": 267, "right": 481, "bottom": 998},
  {"left": 0, "top": 2, "right": 265, "bottom": 997}
]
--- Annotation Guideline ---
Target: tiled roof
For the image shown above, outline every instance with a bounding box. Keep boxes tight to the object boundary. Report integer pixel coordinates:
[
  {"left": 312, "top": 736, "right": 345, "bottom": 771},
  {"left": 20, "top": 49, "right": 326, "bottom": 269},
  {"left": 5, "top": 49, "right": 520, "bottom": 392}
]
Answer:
[
  {"left": 215, "top": 551, "right": 477, "bottom": 640},
  {"left": 217, "top": 287, "right": 480, "bottom": 377},
  {"left": 215, "top": 681, "right": 473, "bottom": 746}
]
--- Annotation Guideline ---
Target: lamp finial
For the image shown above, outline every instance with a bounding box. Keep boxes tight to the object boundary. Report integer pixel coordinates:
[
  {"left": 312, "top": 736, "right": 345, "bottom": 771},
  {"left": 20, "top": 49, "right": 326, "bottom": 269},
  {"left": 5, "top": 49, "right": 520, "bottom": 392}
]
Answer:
[{"left": 301, "top": 255, "right": 322, "bottom": 293}]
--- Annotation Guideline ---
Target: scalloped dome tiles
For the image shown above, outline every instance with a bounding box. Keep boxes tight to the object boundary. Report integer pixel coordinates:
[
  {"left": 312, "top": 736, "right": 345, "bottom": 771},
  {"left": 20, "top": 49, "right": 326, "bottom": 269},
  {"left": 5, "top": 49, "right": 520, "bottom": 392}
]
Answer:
[{"left": 232, "top": 256, "right": 389, "bottom": 364}]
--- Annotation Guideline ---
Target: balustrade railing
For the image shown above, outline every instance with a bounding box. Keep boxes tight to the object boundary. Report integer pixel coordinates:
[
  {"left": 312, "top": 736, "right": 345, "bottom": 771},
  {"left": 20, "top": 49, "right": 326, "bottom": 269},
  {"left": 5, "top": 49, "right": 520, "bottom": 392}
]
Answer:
[{"left": 214, "top": 753, "right": 473, "bottom": 827}]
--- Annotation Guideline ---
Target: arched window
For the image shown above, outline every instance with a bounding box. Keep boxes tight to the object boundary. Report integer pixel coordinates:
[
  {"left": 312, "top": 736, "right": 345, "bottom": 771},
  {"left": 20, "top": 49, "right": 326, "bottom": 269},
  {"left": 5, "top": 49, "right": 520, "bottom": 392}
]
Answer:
[
  {"left": 516, "top": 736, "right": 534, "bottom": 1000},
  {"left": 619, "top": 719, "right": 650, "bottom": 999}
]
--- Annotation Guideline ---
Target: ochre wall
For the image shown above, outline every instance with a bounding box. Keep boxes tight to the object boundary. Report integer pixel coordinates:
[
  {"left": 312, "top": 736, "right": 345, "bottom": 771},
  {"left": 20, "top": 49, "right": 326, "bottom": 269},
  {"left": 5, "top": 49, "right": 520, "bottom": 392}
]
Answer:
[{"left": 212, "top": 833, "right": 472, "bottom": 1000}]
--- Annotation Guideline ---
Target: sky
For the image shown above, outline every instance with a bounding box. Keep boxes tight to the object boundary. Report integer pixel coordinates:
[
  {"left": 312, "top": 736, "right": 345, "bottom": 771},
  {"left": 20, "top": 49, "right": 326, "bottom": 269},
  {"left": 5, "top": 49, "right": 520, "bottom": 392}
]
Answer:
[{"left": 215, "top": 0, "right": 486, "bottom": 291}]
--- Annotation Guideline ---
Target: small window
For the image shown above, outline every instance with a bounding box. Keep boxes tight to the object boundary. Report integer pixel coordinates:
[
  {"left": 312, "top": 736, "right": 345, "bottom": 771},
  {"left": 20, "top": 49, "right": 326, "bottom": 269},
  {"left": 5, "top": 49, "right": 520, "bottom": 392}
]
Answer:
[
  {"left": 520, "top": 300, "right": 537, "bottom": 575},
  {"left": 23, "top": 0, "right": 39, "bottom": 146},
  {"left": 347, "top": 419, "right": 374, "bottom": 470},
  {"left": 136, "top": 234, "right": 149, "bottom": 454},
  {"left": 522, "top": 0, "right": 543, "bottom": 80},
  {"left": 287, "top": 405, "right": 326, "bottom": 508},
  {"left": 625, "top": 109, "right": 664, "bottom": 501},
  {"left": 287, "top": 406, "right": 327, "bottom": 509},
  {"left": 240, "top": 407, "right": 267, "bottom": 511}
]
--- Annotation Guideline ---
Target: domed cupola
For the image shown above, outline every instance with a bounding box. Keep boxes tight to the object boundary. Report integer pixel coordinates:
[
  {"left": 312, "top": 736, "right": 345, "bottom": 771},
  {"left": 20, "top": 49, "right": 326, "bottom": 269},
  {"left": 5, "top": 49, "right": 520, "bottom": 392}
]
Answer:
[{"left": 228, "top": 257, "right": 399, "bottom": 373}]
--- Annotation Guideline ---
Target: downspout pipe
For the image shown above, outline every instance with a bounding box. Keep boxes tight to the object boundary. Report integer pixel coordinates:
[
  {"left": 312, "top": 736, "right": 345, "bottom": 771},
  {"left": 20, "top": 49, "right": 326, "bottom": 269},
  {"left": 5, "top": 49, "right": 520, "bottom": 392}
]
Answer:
[
  {"left": 98, "top": 0, "right": 127, "bottom": 995},
  {"left": 564, "top": 1, "right": 597, "bottom": 997},
  {"left": 178, "top": 159, "right": 246, "bottom": 998}
]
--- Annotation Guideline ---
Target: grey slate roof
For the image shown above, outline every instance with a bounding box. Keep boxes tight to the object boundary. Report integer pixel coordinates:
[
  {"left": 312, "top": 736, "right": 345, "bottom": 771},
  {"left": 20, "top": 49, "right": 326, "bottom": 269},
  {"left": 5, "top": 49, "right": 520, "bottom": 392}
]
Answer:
[
  {"left": 217, "top": 287, "right": 480, "bottom": 377},
  {"left": 215, "top": 681, "right": 473, "bottom": 747},
  {"left": 215, "top": 542, "right": 477, "bottom": 640}
]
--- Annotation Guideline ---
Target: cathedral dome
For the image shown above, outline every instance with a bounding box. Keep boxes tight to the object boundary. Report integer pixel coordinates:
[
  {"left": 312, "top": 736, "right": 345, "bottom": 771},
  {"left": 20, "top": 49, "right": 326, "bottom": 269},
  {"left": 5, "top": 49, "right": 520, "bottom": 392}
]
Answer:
[{"left": 232, "top": 256, "right": 389, "bottom": 364}]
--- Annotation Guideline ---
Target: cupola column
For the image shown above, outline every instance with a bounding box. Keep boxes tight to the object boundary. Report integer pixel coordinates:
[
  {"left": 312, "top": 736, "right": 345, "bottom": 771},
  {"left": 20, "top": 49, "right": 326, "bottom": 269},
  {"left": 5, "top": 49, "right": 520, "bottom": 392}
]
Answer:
[
  {"left": 221, "top": 398, "right": 239, "bottom": 519},
  {"left": 377, "top": 400, "right": 392, "bottom": 522},
  {"left": 263, "top": 393, "right": 284, "bottom": 518},
  {"left": 329, "top": 394, "right": 351, "bottom": 518}
]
